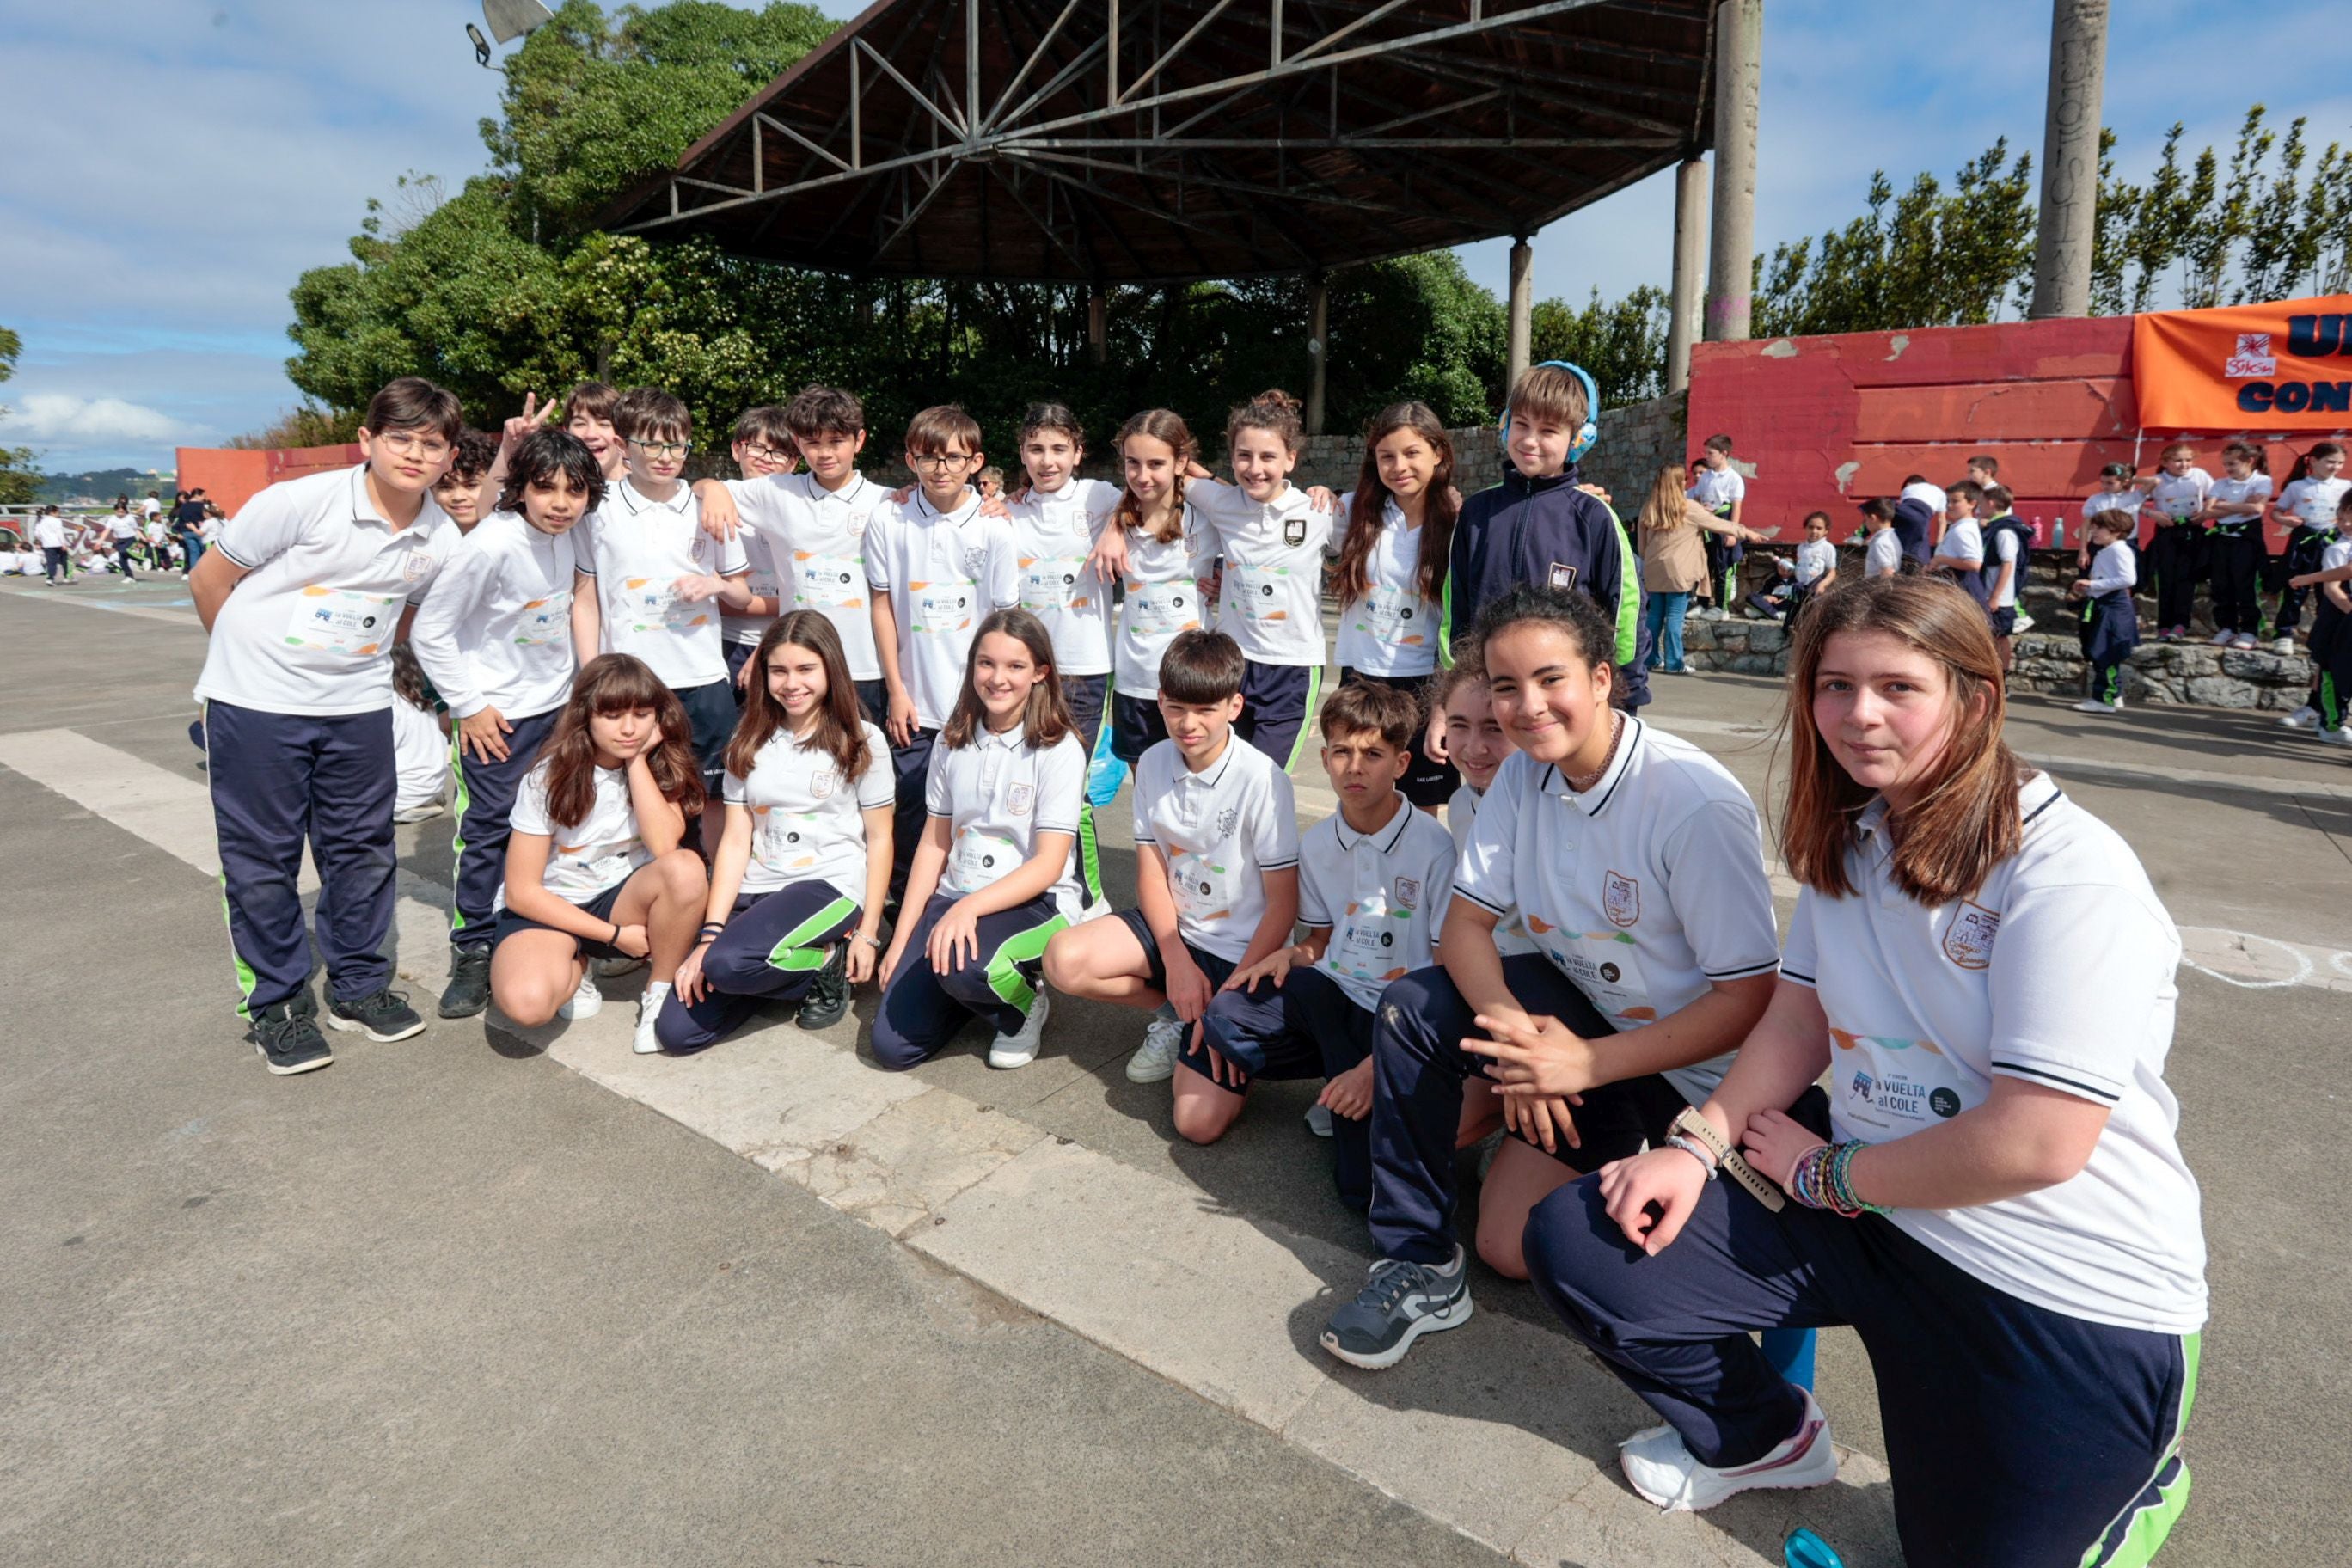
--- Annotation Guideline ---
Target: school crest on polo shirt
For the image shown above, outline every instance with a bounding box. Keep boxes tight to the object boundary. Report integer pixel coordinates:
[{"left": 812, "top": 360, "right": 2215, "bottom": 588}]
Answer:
[
  {"left": 1602, "top": 869, "right": 1640, "bottom": 928},
  {"left": 1008, "top": 782, "right": 1035, "bottom": 816},
  {"left": 811, "top": 770, "right": 836, "bottom": 799},
  {"left": 1216, "top": 806, "right": 1239, "bottom": 838},
  {"left": 1394, "top": 876, "right": 1421, "bottom": 910},
  {"left": 960, "top": 546, "right": 988, "bottom": 578},
  {"left": 1283, "top": 516, "right": 1308, "bottom": 548},
  {"left": 1943, "top": 900, "right": 2000, "bottom": 969},
  {"left": 402, "top": 550, "right": 432, "bottom": 582}
]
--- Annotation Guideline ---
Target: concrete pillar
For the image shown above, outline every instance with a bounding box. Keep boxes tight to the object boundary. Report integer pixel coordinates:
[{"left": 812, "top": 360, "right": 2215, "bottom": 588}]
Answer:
[
  {"left": 1087, "top": 287, "right": 1107, "bottom": 365},
  {"left": 1506, "top": 237, "right": 1534, "bottom": 389},
  {"left": 2029, "top": 0, "right": 2109, "bottom": 319},
  {"left": 1668, "top": 156, "right": 1708, "bottom": 391},
  {"left": 1705, "top": 0, "right": 1761, "bottom": 342},
  {"left": 1305, "top": 275, "right": 1329, "bottom": 436}
]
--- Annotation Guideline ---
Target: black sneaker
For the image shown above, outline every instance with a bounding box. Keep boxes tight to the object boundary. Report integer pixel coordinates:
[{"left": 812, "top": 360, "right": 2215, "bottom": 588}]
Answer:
[
  {"left": 438, "top": 945, "right": 493, "bottom": 1019},
  {"left": 796, "top": 941, "right": 852, "bottom": 1031},
  {"left": 250, "top": 1001, "right": 333, "bottom": 1075},
  {"left": 326, "top": 988, "right": 427, "bottom": 1042},
  {"left": 1320, "top": 1243, "right": 1473, "bottom": 1369}
]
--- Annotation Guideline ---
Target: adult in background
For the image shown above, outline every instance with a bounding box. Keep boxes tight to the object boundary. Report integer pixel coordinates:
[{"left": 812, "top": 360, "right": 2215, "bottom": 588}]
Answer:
[
  {"left": 173, "top": 488, "right": 210, "bottom": 576},
  {"left": 1519, "top": 575, "right": 2205, "bottom": 1567}
]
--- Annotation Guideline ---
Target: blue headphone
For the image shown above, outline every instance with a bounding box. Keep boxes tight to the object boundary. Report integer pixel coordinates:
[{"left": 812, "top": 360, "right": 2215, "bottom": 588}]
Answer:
[{"left": 1498, "top": 360, "right": 1601, "bottom": 464}]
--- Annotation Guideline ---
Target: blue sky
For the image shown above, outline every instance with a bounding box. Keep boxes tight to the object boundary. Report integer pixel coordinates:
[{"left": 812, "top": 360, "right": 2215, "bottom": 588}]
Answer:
[{"left": 3, "top": 0, "right": 2347, "bottom": 472}]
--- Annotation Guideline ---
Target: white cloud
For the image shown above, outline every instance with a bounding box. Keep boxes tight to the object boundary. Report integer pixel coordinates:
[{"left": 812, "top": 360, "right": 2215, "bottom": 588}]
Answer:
[{"left": 0, "top": 393, "right": 187, "bottom": 448}]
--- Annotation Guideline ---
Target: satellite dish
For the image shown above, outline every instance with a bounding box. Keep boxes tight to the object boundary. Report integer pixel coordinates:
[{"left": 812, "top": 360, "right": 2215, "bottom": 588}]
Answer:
[{"left": 481, "top": 0, "right": 555, "bottom": 45}]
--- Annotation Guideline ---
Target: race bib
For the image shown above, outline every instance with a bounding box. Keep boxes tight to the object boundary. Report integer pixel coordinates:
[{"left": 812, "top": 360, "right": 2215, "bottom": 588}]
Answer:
[
  {"left": 1020, "top": 556, "right": 1087, "bottom": 613},
  {"left": 1168, "top": 849, "right": 1235, "bottom": 925},
  {"left": 283, "top": 586, "right": 402, "bottom": 656},
  {"left": 1229, "top": 560, "right": 1295, "bottom": 622},
  {"left": 1351, "top": 585, "right": 1428, "bottom": 648},
  {"left": 620, "top": 576, "right": 707, "bottom": 634},
  {"left": 1326, "top": 897, "right": 1413, "bottom": 990},
  {"left": 1831, "top": 1028, "right": 1982, "bottom": 1136},
  {"left": 793, "top": 552, "right": 866, "bottom": 609},
  {"left": 950, "top": 828, "right": 1020, "bottom": 891},
  {"left": 747, "top": 564, "right": 782, "bottom": 602},
  {"left": 511, "top": 591, "right": 572, "bottom": 647},
  {"left": 1540, "top": 927, "right": 1656, "bottom": 1026},
  {"left": 554, "top": 836, "right": 640, "bottom": 895},
  {"left": 756, "top": 807, "right": 823, "bottom": 873},
  {"left": 1127, "top": 579, "right": 1197, "bottom": 635},
  {"left": 914, "top": 581, "right": 976, "bottom": 634}
]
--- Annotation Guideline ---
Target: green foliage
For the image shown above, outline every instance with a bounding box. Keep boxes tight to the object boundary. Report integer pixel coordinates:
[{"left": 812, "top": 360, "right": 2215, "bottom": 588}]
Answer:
[
  {"left": 1529, "top": 286, "right": 1669, "bottom": 408},
  {"left": 487, "top": 0, "right": 836, "bottom": 236},
  {"left": 0, "top": 325, "right": 40, "bottom": 505}
]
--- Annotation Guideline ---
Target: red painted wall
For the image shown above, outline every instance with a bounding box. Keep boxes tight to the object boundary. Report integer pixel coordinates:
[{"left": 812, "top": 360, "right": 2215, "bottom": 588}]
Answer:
[
  {"left": 175, "top": 444, "right": 362, "bottom": 516},
  {"left": 1687, "top": 319, "right": 2351, "bottom": 548}
]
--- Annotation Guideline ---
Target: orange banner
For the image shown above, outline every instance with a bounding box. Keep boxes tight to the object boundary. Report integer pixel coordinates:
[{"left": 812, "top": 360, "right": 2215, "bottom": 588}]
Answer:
[{"left": 2132, "top": 293, "right": 2352, "bottom": 431}]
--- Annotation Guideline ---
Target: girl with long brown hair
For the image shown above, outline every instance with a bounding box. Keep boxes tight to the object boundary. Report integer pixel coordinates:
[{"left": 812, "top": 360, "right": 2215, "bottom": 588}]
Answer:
[
  {"left": 487, "top": 652, "right": 710, "bottom": 1054},
  {"left": 1522, "top": 575, "right": 2206, "bottom": 1565},
  {"left": 1332, "top": 402, "right": 1458, "bottom": 807},
  {"left": 871, "top": 609, "right": 1095, "bottom": 1073},
  {"left": 1097, "top": 407, "right": 1208, "bottom": 765},
  {"left": 655, "top": 612, "right": 895, "bottom": 1052},
  {"left": 1005, "top": 401, "right": 1122, "bottom": 760}
]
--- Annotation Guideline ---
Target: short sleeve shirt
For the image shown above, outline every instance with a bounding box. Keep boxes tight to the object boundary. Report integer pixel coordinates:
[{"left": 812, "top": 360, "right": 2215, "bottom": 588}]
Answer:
[
  {"left": 1984, "top": 528, "right": 2021, "bottom": 608},
  {"left": 1452, "top": 720, "right": 1781, "bottom": 1103},
  {"left": 1185, "top": 478, "right": 1333, "bottom": 666},
  {"left": 1298, "top": 796, "right": 1457, "bottom": 1010},
  {"left": 2278, "top": 475, "right": 2351, "bottom": 531},
  {"left": 1447, "top": 785, "right": 1539, "bottom": 956},
  {"left": 505, "top": 759, "right": 650, "bottom": 909},
  {"left": 575, "top": 479, "right": 745, "bottom": 689},
  {"left": 2146, "top": 469, "right": 2214, "bottom": 524},
  {"left": 1131, "top": 735, "right": 1300, "bottom": 961},
  {"left": 1779, "top": 775, "right": 2206, "bottom": 1334},
  {"left": 725, "top": 720, "right": 895, "bottom": 901},
  {"left": 1113, "top": 510, "right": 1209, "bottom": 697},
  {"left": 865, "top": 491, "right": 1020, "bottom": 729},
  {"left": 1865, "top": 528, "right": 1903, "bottom": 578},
  {"left": 2203, "top": 473, "right": 2273, "bottom": 536},
  {"left": 1793, "top": 539, "right": 1836, "bottom": 587},
  {"left": 922, "top": 722, "right": 1092, "bottom": 921},
  {"left": 407, "top": 509, "right": 579, "bottom": 720},
  {"left": 1008, "top": 478, "right": 1120, "bottom": 677},
  {"left": 1932, "top": 517, "right": 1984, "bottom": 568},
  {"left": 731, "top": 471, "right": 886, "bottom": 680},
  {"left": 1687, "top": 465, "right": 1745, "bottom": 516},
  {"left": 194, "top": 465, "right": 454, "bottom": 716},
  {"left": 1333, "top": 495, "right": 1442, "bottom": 677}
]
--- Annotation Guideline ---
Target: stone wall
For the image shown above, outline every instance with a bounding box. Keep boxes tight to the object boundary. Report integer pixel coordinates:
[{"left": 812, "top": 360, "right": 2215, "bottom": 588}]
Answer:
[{"left": 1283, "top": 389, "right": 1687, "bottom": 506}]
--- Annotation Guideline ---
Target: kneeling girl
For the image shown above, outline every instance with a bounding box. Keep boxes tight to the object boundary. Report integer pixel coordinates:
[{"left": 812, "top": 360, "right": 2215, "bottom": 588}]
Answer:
[
  {"left": 657, "top": 611, "right": 894, "bottom": 1051},
  {"left": 871, "top": 608, "right": 1095, "bottom": 1071},
  {"left": 487, "top": 653, "right": 711, "bottom": 1053}
]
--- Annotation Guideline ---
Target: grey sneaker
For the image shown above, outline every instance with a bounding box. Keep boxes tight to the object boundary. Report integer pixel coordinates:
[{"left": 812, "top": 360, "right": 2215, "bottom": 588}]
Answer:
[
  {"left": 1320, "top": 1243, "right": 1473, "bottom": 1369},
  {"left": 325, "top": 988, "right": 426, "bottom": 1042},
  {"left": 593, "top": 953, "right": 647, "bottom": 979},
  {"left": 796, "top": 940, "right": 852, "bottom": 1031},
  {"left": 438, "top": 944, "right": 492, "bottom": 1019},
  {"left": 1125, "top": 1015, "right": 1186, "bottom": 1083},
  {"left": 250, "top": 1001, "right": 333, "bottom": 1075},
  {"left": 989, "top": 986, "right": 1050, "bottom": 1069}
]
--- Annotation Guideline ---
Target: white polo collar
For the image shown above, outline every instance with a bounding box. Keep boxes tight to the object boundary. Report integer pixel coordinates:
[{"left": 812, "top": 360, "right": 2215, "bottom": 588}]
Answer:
[
  {"left": 974, "top": 720, "right": 1029, "bottom": 752},
  {"left": 1332, "top": 791, "right": 1413, "bottom": 852},
  {"left": 914, "top": 488, "right": 980, "bottom": 526},
  {"left": 1540, "top": 714, "right": 1643, "bottom": 818},
  {"left": 346, "top": 464, "right": 442, "bottom": 536},
  {"left": 1855, "top": 770, "right": 2063, "bottom": 842},
  {"left": 615, "top": 476, "right": 693, "bottom": 518},
  {"left": 1173, "top": 732, "right": 1241, "bottom": 789},
  {"left": 805, "top": 472, "right": 873, "bottom": 507}
]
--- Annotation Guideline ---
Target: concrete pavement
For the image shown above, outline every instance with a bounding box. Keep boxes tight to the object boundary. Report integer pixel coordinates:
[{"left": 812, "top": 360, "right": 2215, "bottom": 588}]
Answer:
[{"left": 3, "top": 573, "right": 2348, "bottom": 1565}]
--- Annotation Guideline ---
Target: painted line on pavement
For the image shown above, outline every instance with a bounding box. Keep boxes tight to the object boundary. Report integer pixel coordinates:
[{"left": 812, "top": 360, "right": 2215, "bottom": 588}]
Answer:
[{"left": 0, "top": 580, "right": 200, "bottom": 626}]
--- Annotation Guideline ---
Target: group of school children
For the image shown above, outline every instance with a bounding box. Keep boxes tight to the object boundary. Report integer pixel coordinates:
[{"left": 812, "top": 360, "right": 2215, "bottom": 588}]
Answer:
[{"left": 185, "top": 361, "right": 2205, "bottom": 1567}]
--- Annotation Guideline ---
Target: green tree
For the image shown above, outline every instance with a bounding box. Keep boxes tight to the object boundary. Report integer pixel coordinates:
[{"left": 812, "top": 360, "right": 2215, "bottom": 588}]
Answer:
[
  {"left": 0, "top": 326, "right": 40, "bottom": 506},
  {"left": 1528, "top": 286, "right": 1670, "bottom": 408}
]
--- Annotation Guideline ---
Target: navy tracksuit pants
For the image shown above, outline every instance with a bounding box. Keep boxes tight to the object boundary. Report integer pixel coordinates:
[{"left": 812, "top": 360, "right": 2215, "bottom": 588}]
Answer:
[
  {"left": 656, "top": 879, "right": 863, "bottom": 1051},
  {"left": 1195, "top": 965, "right": 1378, "bottom": 1210},
  {"left": 1233, "top": 662, "right": 1321, "bottom": 773},
  {"left": 448, "top": 707, "right": 560, "bottom": 952},
  {"left": 1063, "top": 672, "right": 1108, "bottom": 767},
  {"left": 205, "top": 701, "right": 397, "bottom": 1015},
  {"left": 1522, "top": 1099, "right": 2198, "bottom": 1568},
  {"left": 869, "top": 891, "right": 1066, "bottom": 1069},
  {"left": 2271, "top": 527, "right": 2333, "bottom": 636},
  {"left": 2079, "top": 591, "right": 2137, "bottom": 705}
]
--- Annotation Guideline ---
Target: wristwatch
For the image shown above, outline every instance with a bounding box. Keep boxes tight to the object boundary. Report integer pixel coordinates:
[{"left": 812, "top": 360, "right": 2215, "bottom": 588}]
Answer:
[{"left": 1669, "top": 1106, "right": 1785, "bottom": 1213}]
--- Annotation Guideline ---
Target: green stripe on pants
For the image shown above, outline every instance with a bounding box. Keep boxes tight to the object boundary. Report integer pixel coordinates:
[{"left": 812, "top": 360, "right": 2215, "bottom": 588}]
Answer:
[
  {"left": 985, "top": 914, "right": 1069, "bottom": 1016},
  {"left": 1281, "top": 665, "right": 1326, "bottom": 775},
  {"left": 2079, "top": 1332, "right": 2199, "bottom": 1567},
  {"left": 447, "top": 732, "right": 475, "bottom": 937},
  {"left": 767, "top": 895, "right": 857, "bottom": 972},
  {"left": 1076, "top": 802, "right": 1105, "bottom": 907},
  {"left": 217, "top": 878, "right": 261, "bottom": 1020}
]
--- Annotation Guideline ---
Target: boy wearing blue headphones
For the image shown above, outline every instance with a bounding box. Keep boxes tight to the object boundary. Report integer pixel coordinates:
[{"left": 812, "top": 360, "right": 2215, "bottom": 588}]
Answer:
[{"left": 1438, "top": 363, "right": 1644, "bottom": 709}]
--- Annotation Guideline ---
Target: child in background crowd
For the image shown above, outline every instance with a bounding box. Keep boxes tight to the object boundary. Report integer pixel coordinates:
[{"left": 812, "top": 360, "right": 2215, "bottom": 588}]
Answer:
[
  {"left": 1979, "top": 485, "right": 2033, "bottom": 670},
  {"left": 567, "top": 381, "right": 628, "bottom": 483},
  {"left": 485, "top": 654, "right": 712, "bottom": 1053},
  {"left": 2071, "top": 506, "right": 2139, "bottom": 715},
  {"left": 1928, "top": 481, "right": 1988, "bottom": 608},
  {"left": 872, "top": 609, "right": 1093, "bottom": 1072},
  {"left": 658, "top": 612, "right": 895, "bottom": 1051},
  {"left": 2140, "top": 443, "right": 2212, "bottom": 640},
  {"left": 1687, "top": 433, "right": 1745, "bottom": 622},
  {"left": 719, "top": 406, "right": 800, "bottom": 702},
  {"left": 389, "top": 643, "right": 450, "bottom": 824},
  {"left": 1005, "top": 402, "right": 1121, "bottom": 760},
  {"left": 2197, "top": 441, "right": 2273, "bottom": 652},
  {"left": 1859, "top": 499, "right": 1903, "bottom": 579},
  {"left": 1042, "top": 629, "right": 1298, "bottom": 1087},
  {"left": 2269, "top": 441, "right": 2349, "bottom": 650},
  {"left": 2277, "top": 493, "right": 2352, "bottom": 743},
  {"left": 431, "top": 429, "right": 500, "bottom": 534},
  {"left": 1332, "top": 402, "right": 1458, "bottom": 805},
  {"left": 1100, "top": 409, "right": 1207, "bottom": 766}
]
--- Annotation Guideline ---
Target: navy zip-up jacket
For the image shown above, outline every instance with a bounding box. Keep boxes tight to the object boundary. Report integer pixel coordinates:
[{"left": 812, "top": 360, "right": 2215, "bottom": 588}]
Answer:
[{"left": 1442, "top": 464, "right": 1647, "bottom": 707}]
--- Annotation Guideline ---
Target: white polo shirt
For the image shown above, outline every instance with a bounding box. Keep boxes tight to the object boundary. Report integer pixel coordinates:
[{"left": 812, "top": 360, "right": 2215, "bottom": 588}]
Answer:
[
  {"left": 1131, "top": 732, "right": 1299, "bottom": 961},
  {"left": 1008, "top": 477, "right": 1120, "bottom": 677},
  {"left": 2202, "top": 472, "right": 2271, "bottom": 537},
  {"left": 32, "top": 514, "right": 65, "bottom": 548},
  {"left": 1113, "top": 510, "right": 1210, "bottom": 698},
  {"left": 864, "top": 489, "right": 1020, "bottom": 729},
  {"left": 1899, "top": 480, "right": 1946, "bottom": 521},
  {"left": 2145, "top": 468, "right": 2213, "bottom": 524},
  {"left": 726, "top": 719, "right": 895, "bottom": 901},
  {"left": 1779, "top": 775, "right": 2206, "bottom": 1333},
  {"left": 923, "top": 721, "right": 1091, "bottom": 922},
  {"left": 1299, "top": 793, "right": 1456, "bottom": 1010},
  {"left": 1932, "top": 517, "right": 1984, "bottom": 569},
  {"left": 1981, "top": 526, "right": 2020, "bottom": 608},
  {"left": 1333, "top": 494, "right": 1441, "bottom": 677},
  {"left": 1452, "top": 719, "right": 1780, "bottom": 1104},
  {"left": 409, "top": 509, "right": 579, "bottom": 721},
  {"left": 194, "top": 465, "right": 453, "bottom": 717},
  {"left": 505, "top": 759, "right": 649, "bottom": 909},
  {"left": 1793, "top": 538, "right": 1836, "bottom": 588},
  {"left": 1447, "top": 785, "right": 1538, "bottom": 957},
  {"left": 140, "top": 496, "right": 162, "bottom": 520},
  {"left": 728, "top": 470, "right": 886, "bottom": 680},
  {"left": 1185, "top": 477, "right": 1332, "bottom": 667},
  {"left": 723, "top": 525, "right": 782, "bottom": 648},
  {"left": 1687, "top": 464, "right": 1745, "bottom": 516},
  {"left": 576, "top": 478, "right": 744, "bottom": 689},
  {"left": 107, "top": 513, "right": 138, "bottom": 541},
  {"left": 2278, "top": 475, "right": 2350, "bottom": 531},
  {"left": 2322, "top": 533, "right": 2352, "bottom": 575}
]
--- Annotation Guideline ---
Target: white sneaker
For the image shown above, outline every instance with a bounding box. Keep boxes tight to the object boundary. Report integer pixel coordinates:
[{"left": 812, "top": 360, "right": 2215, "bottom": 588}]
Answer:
[
  {"left": 988, "top": 986, "right": 1050, "bottom": 1069},
  {"left": 2273, "top": 636, "right": 2298, "bottom": 656},
  {"left": 2233, "top": 634, "right": 2259, "bottom": 651},
  {"left": 559, "top": 968, "right": 603, "bottom": 1020},
  {"left": 1126, "top": 1015, "right": 1186, "bottom": 1083},
  {"left": 2207, "top": 629, "right": 2235, "bottom": 646},
  {"left": 1305, "top": 1101, "right": 1335, "bottom": 1138},
  {"left": 1619, "top": 1387, "right": 1839, "bottom": 1513},
  {"left": 2322, "top": 727, "right": 2352, "bottom": 747},
  {"left": 633, "top": 980, "right": 671, "bottom": 1054},
  {"left": 1699, "top": 606, "right": 1729, "bottom": 622},
  {"left": 2073, "top": 697, "right": 2121, "bottom": 714},
  {"left": 2012, "top": 611, "right": 2035, "bottom": 634},
  {"left": 2280, "top": 705, "right": 2319, "bottom": 729}
]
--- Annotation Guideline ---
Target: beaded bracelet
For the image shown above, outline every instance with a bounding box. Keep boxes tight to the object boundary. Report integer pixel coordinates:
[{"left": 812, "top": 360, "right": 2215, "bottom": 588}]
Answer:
[{"left": 1787, "top": 1142, "right": 1890, "bottom": 1217}]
